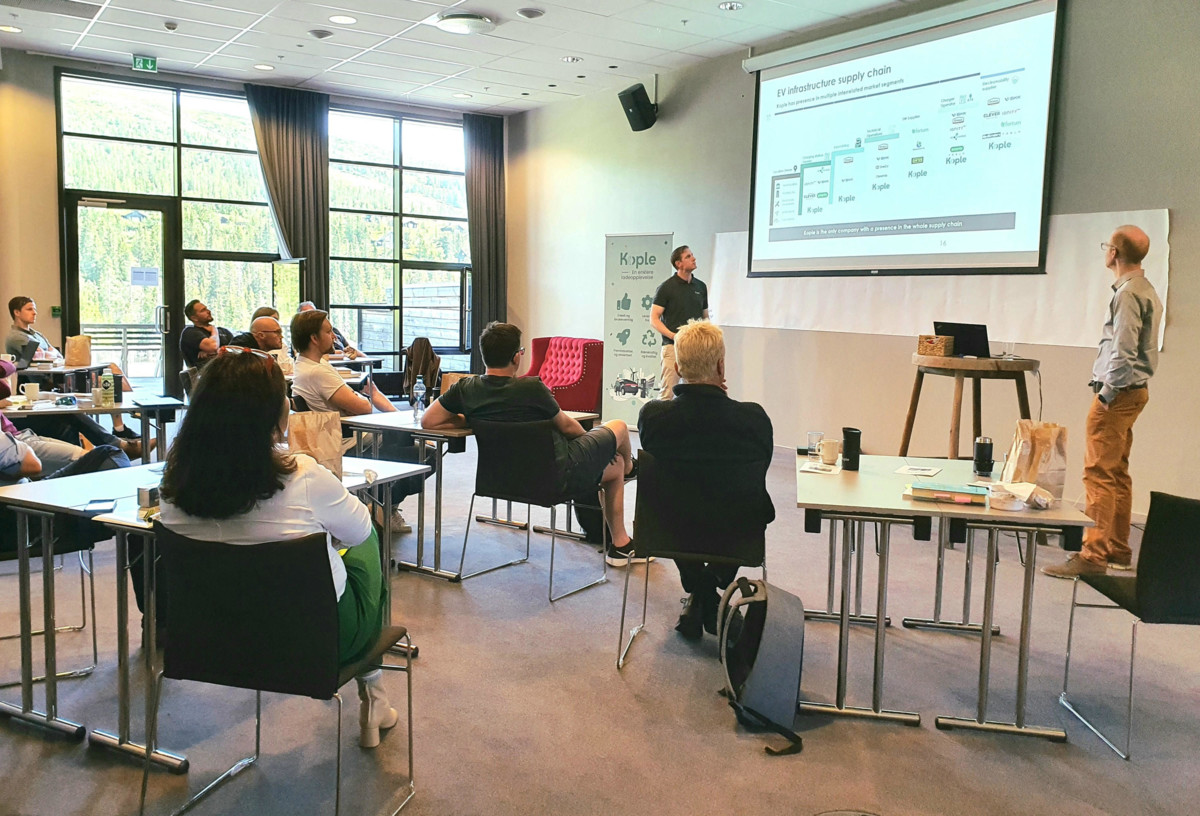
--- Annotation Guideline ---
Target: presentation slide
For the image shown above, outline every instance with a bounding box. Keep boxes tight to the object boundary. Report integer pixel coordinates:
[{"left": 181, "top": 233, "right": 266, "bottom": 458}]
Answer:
[{"left": 749, "top": 2, "right": 1060, "bottom": 277}]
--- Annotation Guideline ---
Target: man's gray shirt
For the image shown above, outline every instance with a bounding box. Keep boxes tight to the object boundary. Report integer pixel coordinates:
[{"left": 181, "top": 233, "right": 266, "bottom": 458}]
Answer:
[{"left": 1091, "top": 273, "right": 1162, "bottom": 403}]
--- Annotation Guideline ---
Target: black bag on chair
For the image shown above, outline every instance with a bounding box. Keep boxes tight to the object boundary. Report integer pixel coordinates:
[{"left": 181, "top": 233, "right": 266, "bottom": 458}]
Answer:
[{"left": 718, "top": 577, "right": 805, "bottom": 756}]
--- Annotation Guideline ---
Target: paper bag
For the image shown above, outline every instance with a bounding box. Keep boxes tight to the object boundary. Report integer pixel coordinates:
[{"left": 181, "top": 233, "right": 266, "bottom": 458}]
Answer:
[
  {"left": 1000, "top": 420, "right": 1068, "bottom": 501},
  {"left": 287, "top": 410, "right": 343, "bottom": 479},
  {"left": 64, "top": 335, "right": 92, "bottom": 367}
]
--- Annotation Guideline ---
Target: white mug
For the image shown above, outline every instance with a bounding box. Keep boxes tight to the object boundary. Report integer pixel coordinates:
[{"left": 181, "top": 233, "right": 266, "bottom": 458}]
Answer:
[
  {"left": 818, "top": 438, "right": 842, "bottom": 465},
  {"left": 0, "top": 354, "right": 13, "bottom": 363},
  {"left": 20, "top": 382, "right": 40, "bottom": 400},
  {"left": 92, "top": 387, "right": 105, "bottom": 405}
]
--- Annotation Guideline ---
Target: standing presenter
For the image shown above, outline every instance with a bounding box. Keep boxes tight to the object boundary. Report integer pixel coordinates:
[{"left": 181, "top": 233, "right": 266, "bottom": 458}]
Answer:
[{"left": 650, "top": 245, "right": 709, "bottom": 400}]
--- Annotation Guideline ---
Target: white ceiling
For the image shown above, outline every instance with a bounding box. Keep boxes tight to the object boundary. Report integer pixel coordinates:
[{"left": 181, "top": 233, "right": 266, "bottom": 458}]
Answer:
[{"left": 0, "top": 0, "right": 914, "bottom": 115}]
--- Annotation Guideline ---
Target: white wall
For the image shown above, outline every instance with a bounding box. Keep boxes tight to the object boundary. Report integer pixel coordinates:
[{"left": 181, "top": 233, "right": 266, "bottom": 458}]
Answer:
[{"left": 506, "top": 0, "right": 1200, "bottom": 513}]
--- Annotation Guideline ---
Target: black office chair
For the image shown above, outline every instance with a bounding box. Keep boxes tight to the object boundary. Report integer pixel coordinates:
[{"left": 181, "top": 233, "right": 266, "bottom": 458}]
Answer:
[
  {"left": 457, "top": 419, "right": 607, "bottom": 602},
  {"left": 1059, "top": 491, "right": 1200, "bottom": 759},
  {"left": 617, "top": 449, "right": 771, "bottom": 668},
  {"left": 179, "top": 367, "right": 198, "bottom": 401},
  {"left": 0, "top": 510, "right": 100, "bottom": 687},
  {"left": 139, "top": 524, "right": 414, "bottom": 816}
]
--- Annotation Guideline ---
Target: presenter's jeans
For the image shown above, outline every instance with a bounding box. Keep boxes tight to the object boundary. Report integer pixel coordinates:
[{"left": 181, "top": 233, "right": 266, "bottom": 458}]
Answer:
[
  {"left": 338, "top": 527, "right": 385, "bottom": 666},
  {"left": 659, "top": 344, "right": 679, "bottom": 400},
  {"left": 1081, "top": 388, "right": 1148, "bottom": 567}
]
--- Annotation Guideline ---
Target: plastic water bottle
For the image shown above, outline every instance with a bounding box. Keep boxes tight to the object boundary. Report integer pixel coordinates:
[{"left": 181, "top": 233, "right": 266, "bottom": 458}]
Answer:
[{"left": 412, "top": 375, "right": 426, "bottom": 420}]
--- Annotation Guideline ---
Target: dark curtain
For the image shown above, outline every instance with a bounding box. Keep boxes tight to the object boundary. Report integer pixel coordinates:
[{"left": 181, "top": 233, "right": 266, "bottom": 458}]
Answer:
[
  {"left": 463, "top": 113, "right": 506, "bottom": 373},
  {"left": 244, "top": 84, "right": 330, "bottom": 308}
]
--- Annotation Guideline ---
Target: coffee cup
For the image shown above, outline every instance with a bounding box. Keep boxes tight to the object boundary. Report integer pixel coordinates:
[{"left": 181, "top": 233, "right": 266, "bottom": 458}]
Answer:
[
  {"left": 819, "top": 438, "right": 842, "bottom": 465},
  {"left": 19, "top": 382, "right": 39, "bottom": 401}
]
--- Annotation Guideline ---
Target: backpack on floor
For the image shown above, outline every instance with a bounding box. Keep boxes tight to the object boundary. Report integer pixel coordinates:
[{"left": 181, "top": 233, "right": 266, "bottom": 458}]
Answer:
[{"left": 718, "top": 577, "right": 805, "bottom": 756}]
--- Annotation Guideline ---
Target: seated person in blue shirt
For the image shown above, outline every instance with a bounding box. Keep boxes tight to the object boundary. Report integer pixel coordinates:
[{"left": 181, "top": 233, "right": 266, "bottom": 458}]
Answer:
[
  {"left": 421, "top": 321, "right": 642, "bottom": 566},
  {"left": 638, "top": 320, "right": 775, "bottom": 640}
]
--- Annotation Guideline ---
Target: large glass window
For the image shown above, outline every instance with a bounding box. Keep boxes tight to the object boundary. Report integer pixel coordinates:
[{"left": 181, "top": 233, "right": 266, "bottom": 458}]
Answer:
[{"left": 329, "top": 109, "right": 471, "bottom": 371}]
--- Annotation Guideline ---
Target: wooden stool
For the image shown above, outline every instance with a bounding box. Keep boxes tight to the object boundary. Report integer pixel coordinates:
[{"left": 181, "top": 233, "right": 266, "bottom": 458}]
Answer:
[{"left": 899, "top": 354, "right": 1040, "bottom": 459}]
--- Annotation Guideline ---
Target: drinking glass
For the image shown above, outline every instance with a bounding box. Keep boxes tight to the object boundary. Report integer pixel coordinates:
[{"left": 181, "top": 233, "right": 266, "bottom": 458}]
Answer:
[{"left": 807, "top": 431, "right": 824, "bottom": 462}]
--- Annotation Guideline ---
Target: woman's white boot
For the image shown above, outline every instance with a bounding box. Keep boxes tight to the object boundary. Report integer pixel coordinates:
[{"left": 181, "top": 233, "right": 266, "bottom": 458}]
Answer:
[{"left": 356, "top": 669, "right": 399, "bottom": 748}]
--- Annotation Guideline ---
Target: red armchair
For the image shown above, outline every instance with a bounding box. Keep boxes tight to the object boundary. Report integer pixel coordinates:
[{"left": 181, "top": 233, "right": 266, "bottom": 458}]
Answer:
[{"left": 523, "top": 336, "right": 603, "bottom": 413}]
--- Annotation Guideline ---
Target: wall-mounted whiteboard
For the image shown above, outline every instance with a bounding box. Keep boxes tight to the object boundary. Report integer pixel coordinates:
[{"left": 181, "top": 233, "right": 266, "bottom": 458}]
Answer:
[{"left": 711, "top": 208, "right": 1168, "bottom": 350}]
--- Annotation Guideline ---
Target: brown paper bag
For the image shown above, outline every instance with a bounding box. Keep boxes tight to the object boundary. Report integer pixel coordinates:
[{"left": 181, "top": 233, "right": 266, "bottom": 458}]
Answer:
[
  {"left": 287, "top": 410, "right": 344, "bottom": 479},
  {"left": 1000, "top": 419, "right": 1068, "bottom": 501},
  {"left": 64, "top": 335, "right": 92, "bottom": 367}
]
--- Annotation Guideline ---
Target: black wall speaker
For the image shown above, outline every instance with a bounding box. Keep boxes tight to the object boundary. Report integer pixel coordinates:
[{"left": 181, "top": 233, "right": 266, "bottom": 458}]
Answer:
[{"left": 618, "top": 83, "right": 657, "bottom": 131}]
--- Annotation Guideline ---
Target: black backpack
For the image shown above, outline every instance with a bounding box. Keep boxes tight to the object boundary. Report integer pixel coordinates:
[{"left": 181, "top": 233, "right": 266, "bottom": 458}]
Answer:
[{"left": 718, "top": 577, "right": 806, "bottom": 756}]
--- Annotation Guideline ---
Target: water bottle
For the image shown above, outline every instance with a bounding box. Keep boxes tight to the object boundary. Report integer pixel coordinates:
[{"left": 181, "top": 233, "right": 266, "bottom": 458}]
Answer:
[
  {"left": 412, "top": 375, "right": 426, "bottom": 420},
  {"left": 100, "top": 372, "right": 115, "bottom": 407}
]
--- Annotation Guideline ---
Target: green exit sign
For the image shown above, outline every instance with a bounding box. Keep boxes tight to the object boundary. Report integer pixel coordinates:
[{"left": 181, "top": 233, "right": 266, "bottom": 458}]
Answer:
[{"left": 132, "top": 55, "right": 158, "bottom": 73}]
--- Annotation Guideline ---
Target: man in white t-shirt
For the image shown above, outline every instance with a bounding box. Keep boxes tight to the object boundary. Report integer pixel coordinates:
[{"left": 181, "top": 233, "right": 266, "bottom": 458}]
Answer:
[{"left": 290, "top": 308, "right": 431, "bottom": 527}]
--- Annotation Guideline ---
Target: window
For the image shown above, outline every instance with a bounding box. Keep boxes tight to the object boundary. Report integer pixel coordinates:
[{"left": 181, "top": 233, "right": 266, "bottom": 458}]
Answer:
[{"left": 329, "top": 110, "right": 471, "bottom": 372}]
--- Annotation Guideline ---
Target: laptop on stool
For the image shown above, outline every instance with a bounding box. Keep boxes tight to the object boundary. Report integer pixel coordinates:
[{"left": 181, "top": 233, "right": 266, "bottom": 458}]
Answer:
[{"left": 933, "top": 322, "right": 991, "bottom": 358}]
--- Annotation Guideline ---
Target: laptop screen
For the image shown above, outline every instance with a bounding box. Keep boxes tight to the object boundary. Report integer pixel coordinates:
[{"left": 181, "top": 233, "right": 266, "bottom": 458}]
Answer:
[{"left": 933, "top": 322, "right": 991, "bottom": 358}]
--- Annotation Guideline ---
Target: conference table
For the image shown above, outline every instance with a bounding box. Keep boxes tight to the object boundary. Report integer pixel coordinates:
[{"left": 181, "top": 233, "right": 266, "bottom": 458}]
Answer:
[
  {"left": 1, "top": 390, "right": 184, "bottom": 463},
  {"left": 796, "top": 454, "right": 1092, "bottom": 741},
  {"left": 0, "top": 457, "right": 428, "bottom": 771},
  {"left": 17, "top": 362, "right": 110, "bottom": 392},
  {"left": 341, "top": 410, "right": 600, "bottom": 581}
]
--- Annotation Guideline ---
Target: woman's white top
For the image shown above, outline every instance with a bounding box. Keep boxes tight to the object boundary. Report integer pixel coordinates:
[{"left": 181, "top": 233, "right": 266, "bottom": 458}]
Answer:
[{"left": 159, "top": 453, "right": 372, "bottom": 598}]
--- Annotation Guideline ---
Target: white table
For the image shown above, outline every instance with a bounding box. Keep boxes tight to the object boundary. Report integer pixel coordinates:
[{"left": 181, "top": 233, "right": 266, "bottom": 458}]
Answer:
[
  {"left": 2, "top": 391, "right": 183, "bottom": 463},
  {"left": 795, "top": 454, "right": 1092, "bottom": 741}
]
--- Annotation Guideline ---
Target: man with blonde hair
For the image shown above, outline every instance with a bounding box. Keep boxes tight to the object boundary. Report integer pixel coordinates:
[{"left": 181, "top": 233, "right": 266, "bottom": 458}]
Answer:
[
  {"left": 1044, "top": 224, "right": 1162, "bottom": 578},
  {"left": 638, "top": 320, "right": 775, "bottom": 639}
]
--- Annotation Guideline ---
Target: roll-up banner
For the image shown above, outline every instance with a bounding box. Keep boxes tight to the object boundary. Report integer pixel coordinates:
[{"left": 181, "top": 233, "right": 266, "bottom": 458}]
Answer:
[{"left": 603, "top": 233, "right": 673, "bottom": 425}]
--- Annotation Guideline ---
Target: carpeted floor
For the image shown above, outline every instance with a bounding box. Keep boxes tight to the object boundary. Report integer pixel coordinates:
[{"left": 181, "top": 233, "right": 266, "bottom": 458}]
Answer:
[{"left": 1, "top": 442, "right": 1197, "bottom": 816}]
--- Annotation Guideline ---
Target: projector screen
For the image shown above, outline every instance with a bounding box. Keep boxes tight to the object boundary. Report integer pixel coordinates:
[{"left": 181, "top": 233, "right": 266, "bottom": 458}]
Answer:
[{"left": 748, "top": 1, "right": 1061, "bottom": 277}]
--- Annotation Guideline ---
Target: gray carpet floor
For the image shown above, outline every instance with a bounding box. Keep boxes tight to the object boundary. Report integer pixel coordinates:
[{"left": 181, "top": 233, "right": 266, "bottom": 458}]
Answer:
[{"left": 1, "top": 442, "right": 1198, "bottom": 816}]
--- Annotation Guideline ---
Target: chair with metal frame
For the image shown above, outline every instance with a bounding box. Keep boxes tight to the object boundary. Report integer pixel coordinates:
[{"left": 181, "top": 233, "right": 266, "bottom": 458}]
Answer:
[
  {"left": 0, "top": 511, "right": 99, "bottom": 687},
  {"left": 1059, "top": 490, "right": 1200, "bottom": 759},
  {"left": 457, "top": 418, "right": 607, "bottom": 602},
  {"left": 617, "top": 449, "right": 771, "bottom": 668},
  {"left": 139, "top": 523, "right": 414, "bottom": 816}
]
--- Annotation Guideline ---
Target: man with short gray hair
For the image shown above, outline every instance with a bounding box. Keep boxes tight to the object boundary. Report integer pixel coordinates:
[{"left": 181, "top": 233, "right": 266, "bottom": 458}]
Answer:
[{"left": 638, "top": 320, "right": 775, "bottom": 640}]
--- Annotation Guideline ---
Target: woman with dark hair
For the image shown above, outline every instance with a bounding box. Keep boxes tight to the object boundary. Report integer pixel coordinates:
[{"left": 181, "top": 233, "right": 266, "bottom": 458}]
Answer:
[{"left": 158, "top": 347, "right": 399, "bottom": 748}]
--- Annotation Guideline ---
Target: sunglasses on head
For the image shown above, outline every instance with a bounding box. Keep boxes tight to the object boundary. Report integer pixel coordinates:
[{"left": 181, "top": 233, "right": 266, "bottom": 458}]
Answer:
[{"left": 218, "top": 345, "right": 274, "bottom": 371}]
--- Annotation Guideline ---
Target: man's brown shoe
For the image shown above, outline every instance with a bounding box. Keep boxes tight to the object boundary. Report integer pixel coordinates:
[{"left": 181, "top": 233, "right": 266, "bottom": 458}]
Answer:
[{"left": 1042, "top": 554, "right": 1107, "bottom": 579}]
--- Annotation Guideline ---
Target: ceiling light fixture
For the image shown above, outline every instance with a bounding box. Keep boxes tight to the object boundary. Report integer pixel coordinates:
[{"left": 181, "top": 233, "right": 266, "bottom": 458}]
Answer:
[
  {"left": 253, "top": 63, "right": 275, "bottom": 71},
  {"left": 328, "top": 14, "right": 356, "bottom": 25},
  {"left": 308, "top": 29, "right": 333, "bottom": 39},
  {"left": 434, "top": 12, "right": 496, "bottom": 35},
  {"left": 718, "top": 1, "right": 744, "bottom": 10},
  {"left": 516, "top": 8, "right": 545, "bottom": 19},
  {"left": 0, "top": 24, "right": 21, "bottom": 33},
  {"left": 453, "top": 93, "right": 473, "bottom": 98},
  {"left": 561, "top": 55, "right": 582, "bottom": 63}
]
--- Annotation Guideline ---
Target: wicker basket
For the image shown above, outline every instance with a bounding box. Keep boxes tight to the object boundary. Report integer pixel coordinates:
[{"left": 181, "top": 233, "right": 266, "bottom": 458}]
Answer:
[{"left": 917, "top": 335, "right": 954, "bottom": 356}]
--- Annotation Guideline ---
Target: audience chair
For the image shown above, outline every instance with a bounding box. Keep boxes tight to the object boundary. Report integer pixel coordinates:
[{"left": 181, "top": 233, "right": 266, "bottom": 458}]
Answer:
[
  {"left": 522, "top": 336, "right": 603, "bottom": 412},
  {"left": 458, "top": 419, "right": 607, "bottom": 602},
  {"left": 0, "top": 512, "right": 99, "bottom": 687},
  {"left": 179, "top": 367, "right": 199, "bottom": 400},
  {"left": 140, "top": 524, "right": 414, "bottom": 816},
  {"left": 436, "top": 371, "right": 475, "bottom": 398},
  {"left": 1059, "top": 491, "right": 1200, "bottom": 759},
  {"left": 618, "top": 449, "right": 771, "bottom": 668},
  {"left": 403, "top": 338, "right": 440, "bottom": 404}
]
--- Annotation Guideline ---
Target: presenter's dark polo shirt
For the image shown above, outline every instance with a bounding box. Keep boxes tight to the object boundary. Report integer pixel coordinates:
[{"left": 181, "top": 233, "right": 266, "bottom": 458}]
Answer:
[{"left": 652, "top": 273, "right": 708, "bottom": 345}]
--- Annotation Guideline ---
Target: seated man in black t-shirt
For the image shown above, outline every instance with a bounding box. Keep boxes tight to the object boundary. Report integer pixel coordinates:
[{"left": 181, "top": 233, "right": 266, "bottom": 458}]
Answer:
[
  {"left": 180, "top": 299, "right": 233, "bottom": 368},
  {"left": 421, "top": 321, "right": 643, "bottom": 566}
]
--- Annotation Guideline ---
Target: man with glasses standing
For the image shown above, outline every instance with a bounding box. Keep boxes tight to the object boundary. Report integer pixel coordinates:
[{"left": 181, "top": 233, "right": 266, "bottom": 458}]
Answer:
[{"left": 1044, "top": 225, "right": 1162, "bottom": 578}]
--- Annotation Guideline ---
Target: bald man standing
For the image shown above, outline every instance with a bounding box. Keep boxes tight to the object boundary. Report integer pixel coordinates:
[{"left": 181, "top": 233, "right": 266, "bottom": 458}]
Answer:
[{"left": 1044, "top": 225, "right": 1162, "bottom": 579}]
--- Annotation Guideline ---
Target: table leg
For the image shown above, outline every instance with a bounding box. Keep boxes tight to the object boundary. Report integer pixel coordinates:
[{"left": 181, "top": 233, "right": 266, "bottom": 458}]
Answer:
[
  {"left": 88, "top": 530, "right": 188, "bottom": 772},
  {"left": 799, "top": 514, "right": 918, "bottom": 726},
  {"left": 0, "top": 511, "right": 85, "bottom": 738},
  {"left": 393, "top": 438, "right": 457, "bottom": 581},
  {"left": 949, "top": 373, "right": 965, "bottom": 460},
  {"left": 806, "top": 519, "right": 890, "bottom": 628},
  {"left": 903, "top": 524, "right": 1002, "bottom": 635},
  {"left": 899, "top": 370, "right": 924, "bottom": 456},
  {"left": 972, "top": 377, "right": 982, "bottom": 442},
  {"left": 1016, "top": 373, "right": 1032, "bottom": 419}
]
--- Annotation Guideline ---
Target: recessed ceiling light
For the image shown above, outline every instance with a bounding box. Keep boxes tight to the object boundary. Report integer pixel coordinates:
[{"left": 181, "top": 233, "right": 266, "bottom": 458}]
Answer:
[
  {"left": 516, "top": 8, "right": 545, "bottom": 19},
  {"left": 253, "top": 63, "right": 275, "bottom": 71},
  {"left": 308, "top": 29, "right": 333, "bottom": 39},
  {"left": 561, "top": 55, "right": 582, "bottom": 63},
  {"left": 718, "top": 1, "right": 744, "bottom": 10},
  {"left": 453, "top": 93, "right": 473, "bottom": 99},
  {"left": 328, "top": 14, "right": 356, "bottom": 25},
  {"left": 0, "top": 25, "right": 21, "bottom": 33},
  {"left": 434, "top": 12, "right": 496, "bottom": 35}
]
